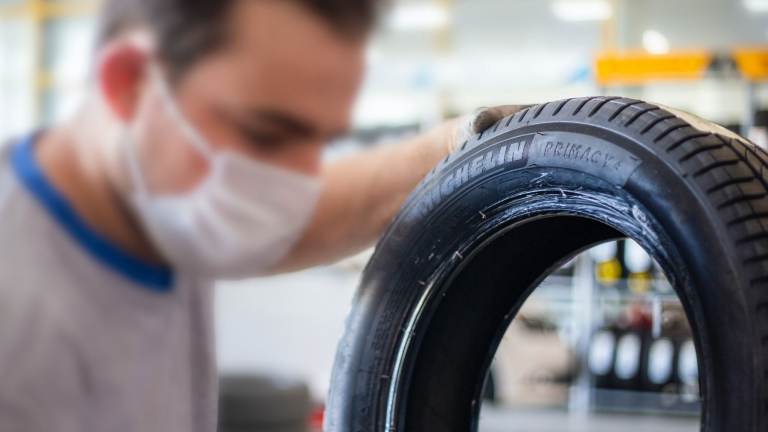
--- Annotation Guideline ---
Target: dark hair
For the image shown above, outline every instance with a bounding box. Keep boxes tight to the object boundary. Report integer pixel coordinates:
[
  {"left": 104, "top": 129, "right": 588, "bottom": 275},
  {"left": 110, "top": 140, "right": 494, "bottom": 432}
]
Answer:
[{"left": 97, "top": 0, "right": 382, "bottom": 81}]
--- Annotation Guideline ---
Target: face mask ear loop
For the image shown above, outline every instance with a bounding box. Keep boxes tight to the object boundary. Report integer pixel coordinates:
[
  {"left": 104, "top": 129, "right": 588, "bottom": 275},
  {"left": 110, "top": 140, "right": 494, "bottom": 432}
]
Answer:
[
  {"left": 122, "top": 132, "right": 149, "bottom": 198},
  {"left": 148, "top": 62, "right": 215, "bottom": 161}
]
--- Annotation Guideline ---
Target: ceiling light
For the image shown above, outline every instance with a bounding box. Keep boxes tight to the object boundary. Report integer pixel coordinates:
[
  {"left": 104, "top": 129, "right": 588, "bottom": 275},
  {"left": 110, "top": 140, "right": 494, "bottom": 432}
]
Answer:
[
  {"left": 745, "top": 0, "right": 768, "bottom": 12},
  {"left": 552, "top": 0, "right": 613, "bottom": 21},
  {"left": 643, "top": 30, "right": 670, "bottom": 55},
  {"left": 387, "top": 4, "right": 451, "bottom": 31}
]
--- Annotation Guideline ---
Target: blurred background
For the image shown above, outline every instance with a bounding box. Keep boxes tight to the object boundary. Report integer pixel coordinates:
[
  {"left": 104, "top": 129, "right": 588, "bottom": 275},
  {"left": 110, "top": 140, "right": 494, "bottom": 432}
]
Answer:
[{"left": 0, "top": 0, "right": 764, "bottom": 430}]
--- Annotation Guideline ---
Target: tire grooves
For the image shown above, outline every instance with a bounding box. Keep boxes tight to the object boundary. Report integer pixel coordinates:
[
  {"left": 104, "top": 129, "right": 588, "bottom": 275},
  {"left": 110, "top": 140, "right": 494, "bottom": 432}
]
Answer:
[
  {"left": 717, "top": 194, "right": 768, "bottom": 210},
  {"left": 737, "top": 232, "right": 768, "bottom": 245},
  {"left": 624, "top": 106, "right": 660, "bottom": 127},
  {"left": 667, "top": 133, "right": 713, "bottom": 154},
  {"left": 532, "top": 103, "right": 548, "bottom": 120},
  {"left": 744, "top": 144, "right": 768, "bottom": 177},
  {"left": 517, "top": 108, "right": 530, "bottom": 123},
  {"left": 754, "top": 144, "right": 768, "bottom": 158},
  {"left": 552, "top": 99, "right": 572, "bottom": 116},
  {"left": 693, "top": 159, "right": 741, "bottom": 178},
  {"left": 747, "top": 253, "right": 768, "bottom": 264},
  {"left": 571, "top": 97, "right": 595, "bottom": 116},
  {"left": 588, "top": 97, "right": 622, "bottom": 117},
  {"left": 640, "top": 114, "right": 676, "bottom": 134},
  {"left": 679, "top": 143, "right": 726, "bottom": 163},
  {"left": 654, "top": 124, "right": 689, "bottom": 143},
  {"left": 719, "top": 135, "right": 768, "bottom": 193},
  {"left": 709, "top": 176, "right": 757, "bottom": 194},
  {"left": 608, "top": 100, "right": 642, "bottom": 122},
  {"left": 729, "top": 213, "right": 768, "bottom": 227}
]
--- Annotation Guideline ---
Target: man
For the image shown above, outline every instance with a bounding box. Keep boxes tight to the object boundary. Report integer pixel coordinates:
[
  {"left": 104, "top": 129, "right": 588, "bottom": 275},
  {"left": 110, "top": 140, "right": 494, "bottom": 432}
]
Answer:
[{"left": 0, "top": 0, "right": 522, "bottom": 430}]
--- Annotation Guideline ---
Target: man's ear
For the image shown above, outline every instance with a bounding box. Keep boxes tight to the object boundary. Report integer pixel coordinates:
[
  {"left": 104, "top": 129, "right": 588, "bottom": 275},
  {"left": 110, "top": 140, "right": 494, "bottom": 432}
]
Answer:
[{"left": 96, "top": 41, "right": 149, "bottom": 122}]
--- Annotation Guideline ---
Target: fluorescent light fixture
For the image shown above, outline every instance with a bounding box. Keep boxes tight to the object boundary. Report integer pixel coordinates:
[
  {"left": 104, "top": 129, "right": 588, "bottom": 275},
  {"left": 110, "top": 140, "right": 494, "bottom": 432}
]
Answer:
[
  {"left": 551, "top": 0, "right": 612, "bottom": 21},
  {"left": 745, "top": 0, "right": 768, "bottom": 12},
  {"left": 387, "top": 4, "right": 451, "bottom": 31},
  {"left": 643, "top": 30, "right": 670, "bottom": 55}
]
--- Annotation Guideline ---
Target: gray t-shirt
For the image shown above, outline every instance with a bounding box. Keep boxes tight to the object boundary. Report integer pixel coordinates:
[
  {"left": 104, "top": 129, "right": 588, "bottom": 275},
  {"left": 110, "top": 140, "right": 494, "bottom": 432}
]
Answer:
[{"left": 0, "top": 134, "right": 217, "bottom": 432}]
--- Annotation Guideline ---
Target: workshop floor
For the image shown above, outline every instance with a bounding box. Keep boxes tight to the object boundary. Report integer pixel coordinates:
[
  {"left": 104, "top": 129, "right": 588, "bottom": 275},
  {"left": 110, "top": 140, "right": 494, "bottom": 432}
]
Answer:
[{"left": 478, "top": 406, "right": 699, "bottom": 432}]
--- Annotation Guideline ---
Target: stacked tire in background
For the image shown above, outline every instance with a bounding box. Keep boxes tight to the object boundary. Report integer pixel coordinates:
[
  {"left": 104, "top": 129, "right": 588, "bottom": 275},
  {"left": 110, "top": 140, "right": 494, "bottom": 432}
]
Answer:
[
  {"left": 589, "top": 327, "right": 699, "bottom": 409},
  {"left": 586, "top": 236, "right": 700, "bottom": 411}
]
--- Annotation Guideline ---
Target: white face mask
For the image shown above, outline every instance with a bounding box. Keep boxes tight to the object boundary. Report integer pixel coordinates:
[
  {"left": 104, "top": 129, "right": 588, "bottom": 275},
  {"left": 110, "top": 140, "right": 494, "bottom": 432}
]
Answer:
[{"left": 123, "top": 64, "right": 322, "bottom": 280}]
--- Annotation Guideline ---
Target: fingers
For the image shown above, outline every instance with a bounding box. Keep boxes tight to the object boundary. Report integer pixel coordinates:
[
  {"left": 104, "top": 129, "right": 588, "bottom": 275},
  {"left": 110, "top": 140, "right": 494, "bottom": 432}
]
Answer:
[
  {"left": 451, "top": 104, "right": 535, "bottom": 153},
  {"left": 472, "top": 105, "right": 534, "bottom": 135},
  {"left": 454, "top": 108, "right": 484, "bottom": 150}
]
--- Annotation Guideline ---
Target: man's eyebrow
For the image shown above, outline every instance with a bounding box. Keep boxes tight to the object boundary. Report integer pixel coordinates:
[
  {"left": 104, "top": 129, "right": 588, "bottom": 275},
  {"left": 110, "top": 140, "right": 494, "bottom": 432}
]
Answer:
[{"left": 248, "top": 110, "right": 317, "bottom": 137}]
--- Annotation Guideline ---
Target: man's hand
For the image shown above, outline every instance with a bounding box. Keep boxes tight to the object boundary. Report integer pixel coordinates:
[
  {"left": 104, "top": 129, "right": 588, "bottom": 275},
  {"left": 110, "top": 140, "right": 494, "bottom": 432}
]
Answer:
[
  {"left": 450, "top": 105, "right": 533, "bottom": 153},
  {"left": 268, "top": 104, "right": 534, "bottom": 274}
]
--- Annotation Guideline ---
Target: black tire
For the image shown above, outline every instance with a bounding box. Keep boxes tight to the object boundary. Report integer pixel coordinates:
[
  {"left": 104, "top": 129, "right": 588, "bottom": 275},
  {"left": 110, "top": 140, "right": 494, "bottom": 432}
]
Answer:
[
  {"left": 324, "top": 97, "right": 768, "bottom": 432},
  {"left": 611, "top": 330, "right": 646, "bottom": 392},
  {"left": 643, "top": 336, "right": 676, "bottom": 392}
]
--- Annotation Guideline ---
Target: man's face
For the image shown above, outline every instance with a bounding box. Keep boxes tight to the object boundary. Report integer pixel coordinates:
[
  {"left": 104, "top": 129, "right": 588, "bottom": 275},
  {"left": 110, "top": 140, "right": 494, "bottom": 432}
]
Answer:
[{"left": 126, "top": 0, "right": 366, "bottom": 194}]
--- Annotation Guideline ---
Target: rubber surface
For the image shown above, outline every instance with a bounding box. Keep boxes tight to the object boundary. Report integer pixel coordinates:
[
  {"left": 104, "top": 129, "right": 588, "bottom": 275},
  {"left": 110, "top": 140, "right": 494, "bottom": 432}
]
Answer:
[{"left": 324, "top": 97, "right": 768, "bottom": 432}]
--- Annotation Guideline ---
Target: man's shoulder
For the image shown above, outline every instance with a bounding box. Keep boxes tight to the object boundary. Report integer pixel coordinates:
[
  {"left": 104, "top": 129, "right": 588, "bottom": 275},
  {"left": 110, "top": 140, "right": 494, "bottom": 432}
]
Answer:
[
  {"left": 0, "top": 138, "right": 16, "bottom": 175},
  {"left": 0, "top": 136, "right": 68, "bottom": 263},
  {"left": 0, "top": 137, "right": 40, "bottom": 212}
]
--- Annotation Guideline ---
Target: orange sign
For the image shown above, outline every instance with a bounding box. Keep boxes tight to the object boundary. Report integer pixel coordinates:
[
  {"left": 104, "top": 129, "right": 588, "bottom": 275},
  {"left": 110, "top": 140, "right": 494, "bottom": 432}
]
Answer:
[
  {"left": 595, "top": 50, "right": 712, "bottom": 86},
  {"left": 734, "top": 48, "right": 768, "bottom": 81}
]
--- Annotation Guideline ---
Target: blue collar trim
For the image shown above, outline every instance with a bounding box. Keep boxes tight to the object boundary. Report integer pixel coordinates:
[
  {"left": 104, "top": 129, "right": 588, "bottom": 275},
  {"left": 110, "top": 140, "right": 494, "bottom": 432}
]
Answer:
[{"left": 10, "top": 134, "right": 174, "bottom": 292}]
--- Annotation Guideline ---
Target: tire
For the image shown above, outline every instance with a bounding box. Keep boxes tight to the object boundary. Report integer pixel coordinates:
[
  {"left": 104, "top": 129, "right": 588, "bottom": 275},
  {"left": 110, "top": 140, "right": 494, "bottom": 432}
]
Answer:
[
  {"left": 324, "top": 97, "right": 768, "bottom": 432},
  {"left": 612, "top": 330, "right": 645, "bottom": 391},
  {"left": 589, "top": 329, "right": 616, "bottom": 388},
  {"left": 644, "top": 337, "right": 676, "bottom": 392}
]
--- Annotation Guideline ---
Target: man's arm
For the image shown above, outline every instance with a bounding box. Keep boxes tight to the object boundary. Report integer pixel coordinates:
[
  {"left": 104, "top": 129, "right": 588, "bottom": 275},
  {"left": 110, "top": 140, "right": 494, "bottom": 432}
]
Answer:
[{"left": 268, "top": 106, "right": 530, "bottom": 274}]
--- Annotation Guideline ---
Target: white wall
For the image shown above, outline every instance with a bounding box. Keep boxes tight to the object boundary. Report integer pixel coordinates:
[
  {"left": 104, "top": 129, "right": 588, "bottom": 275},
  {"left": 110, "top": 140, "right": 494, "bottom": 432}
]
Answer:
[{"left": 215, "top": 268, "right": 361, "bottom": 401}]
